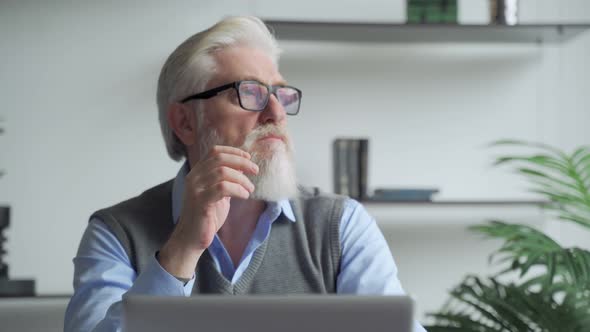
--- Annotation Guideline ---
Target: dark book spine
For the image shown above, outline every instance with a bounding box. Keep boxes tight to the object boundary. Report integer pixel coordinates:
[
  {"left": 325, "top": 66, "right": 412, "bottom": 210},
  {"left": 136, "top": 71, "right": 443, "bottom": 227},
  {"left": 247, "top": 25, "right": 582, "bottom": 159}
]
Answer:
[
  {"left": 333, "top": 139, "right": 350, "bottom": 196},
  {"left": 347, "top": 140, "right": 360, "bottom": 199},
  {"left": 358, "top": 139, "right": 369, "bottom": 201}
]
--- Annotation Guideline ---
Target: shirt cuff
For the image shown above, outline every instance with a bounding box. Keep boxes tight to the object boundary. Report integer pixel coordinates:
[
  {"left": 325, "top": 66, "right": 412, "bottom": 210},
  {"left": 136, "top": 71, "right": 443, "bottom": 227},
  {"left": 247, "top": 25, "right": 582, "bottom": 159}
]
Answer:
[{"left": 126, "top": 253, "right": 195, "bottom": 297}]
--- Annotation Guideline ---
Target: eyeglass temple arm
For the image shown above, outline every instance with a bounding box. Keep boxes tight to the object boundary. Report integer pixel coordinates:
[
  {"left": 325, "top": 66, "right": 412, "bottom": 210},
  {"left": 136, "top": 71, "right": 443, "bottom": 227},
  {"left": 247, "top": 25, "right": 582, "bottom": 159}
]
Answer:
[{"left": 180, "top": 82, "right": 236, "bottom": 103}]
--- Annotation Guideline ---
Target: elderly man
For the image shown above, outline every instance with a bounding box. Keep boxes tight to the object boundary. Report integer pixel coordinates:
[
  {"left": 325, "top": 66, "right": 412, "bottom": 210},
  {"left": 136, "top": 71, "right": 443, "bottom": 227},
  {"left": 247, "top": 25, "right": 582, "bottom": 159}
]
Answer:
[{"left": 65, "top": 16, "right": 426, "bottom": 332}]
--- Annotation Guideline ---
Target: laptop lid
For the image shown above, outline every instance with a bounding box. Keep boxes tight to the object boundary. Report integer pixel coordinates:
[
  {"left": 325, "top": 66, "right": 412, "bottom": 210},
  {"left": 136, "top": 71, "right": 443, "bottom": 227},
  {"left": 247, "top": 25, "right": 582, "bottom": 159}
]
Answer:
[{"left": 123, "top": 295, "right": 413, "bottom": 332}]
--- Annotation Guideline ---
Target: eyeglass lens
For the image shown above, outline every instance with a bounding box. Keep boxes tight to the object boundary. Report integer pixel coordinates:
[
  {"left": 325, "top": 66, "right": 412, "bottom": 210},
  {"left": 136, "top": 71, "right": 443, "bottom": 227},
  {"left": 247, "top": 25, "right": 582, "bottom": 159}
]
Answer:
[{"left": 238, "top": 81, "right": 300, "bottom": 114}]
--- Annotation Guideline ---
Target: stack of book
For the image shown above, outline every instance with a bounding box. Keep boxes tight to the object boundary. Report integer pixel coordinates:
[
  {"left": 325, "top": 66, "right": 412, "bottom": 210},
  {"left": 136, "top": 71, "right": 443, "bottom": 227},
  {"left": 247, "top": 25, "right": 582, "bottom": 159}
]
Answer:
[
  {"left": 333, "top": 138, "right": 369, "bottom": 200},
  {"left": 332, "top": 138, "right": 440, "bottom": 202}
]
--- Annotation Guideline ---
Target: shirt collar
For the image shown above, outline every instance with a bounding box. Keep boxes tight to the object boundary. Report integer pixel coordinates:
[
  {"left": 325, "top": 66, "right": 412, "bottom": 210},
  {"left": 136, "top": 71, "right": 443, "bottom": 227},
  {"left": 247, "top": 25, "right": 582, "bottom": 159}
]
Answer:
[{"left": 171, "top": 161, "right": 296, "bottom": 224}]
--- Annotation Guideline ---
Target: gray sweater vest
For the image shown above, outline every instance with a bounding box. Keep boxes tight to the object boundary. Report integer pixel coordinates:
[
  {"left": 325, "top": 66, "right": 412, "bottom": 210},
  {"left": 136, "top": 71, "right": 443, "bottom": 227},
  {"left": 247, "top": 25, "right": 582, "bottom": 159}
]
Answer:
[{"left": 91, "top": 180, "right": 346, "bottom": 294}]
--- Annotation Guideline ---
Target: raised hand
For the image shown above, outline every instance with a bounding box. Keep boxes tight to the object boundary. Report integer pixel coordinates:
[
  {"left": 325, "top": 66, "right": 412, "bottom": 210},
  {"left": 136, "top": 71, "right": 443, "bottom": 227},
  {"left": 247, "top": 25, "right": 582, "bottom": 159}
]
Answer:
[{"left": 158, "top": 145, "right": 259, "bottom": 279}]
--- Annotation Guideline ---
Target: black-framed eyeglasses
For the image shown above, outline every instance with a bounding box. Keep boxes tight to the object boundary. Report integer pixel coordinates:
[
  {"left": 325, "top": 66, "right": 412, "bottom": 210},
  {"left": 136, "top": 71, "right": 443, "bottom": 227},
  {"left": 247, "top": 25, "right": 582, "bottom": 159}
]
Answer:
[{"left": 180, "top": 80, "right": 302, "bottom": 115}]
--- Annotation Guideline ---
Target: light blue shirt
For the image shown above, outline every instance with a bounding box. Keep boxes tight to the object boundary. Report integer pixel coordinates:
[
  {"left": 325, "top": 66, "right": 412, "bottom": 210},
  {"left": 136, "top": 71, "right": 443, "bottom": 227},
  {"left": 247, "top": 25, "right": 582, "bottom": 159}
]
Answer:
[{"left": 65, "top": 163, "right": 426, "bottom": 332}]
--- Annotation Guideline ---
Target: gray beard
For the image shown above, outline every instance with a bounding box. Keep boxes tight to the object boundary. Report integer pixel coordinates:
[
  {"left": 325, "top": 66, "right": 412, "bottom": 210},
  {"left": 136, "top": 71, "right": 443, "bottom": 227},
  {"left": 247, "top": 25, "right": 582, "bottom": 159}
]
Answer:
[{"left": 198, "top": 125, "right": 298, "bottom": 201}]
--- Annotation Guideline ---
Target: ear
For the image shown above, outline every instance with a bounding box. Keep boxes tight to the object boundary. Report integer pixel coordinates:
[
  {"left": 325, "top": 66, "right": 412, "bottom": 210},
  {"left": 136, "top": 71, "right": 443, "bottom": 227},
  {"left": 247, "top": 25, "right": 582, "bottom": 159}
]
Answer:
[{"left": 167, "top": 102, "right": 198, "bottom": 147}]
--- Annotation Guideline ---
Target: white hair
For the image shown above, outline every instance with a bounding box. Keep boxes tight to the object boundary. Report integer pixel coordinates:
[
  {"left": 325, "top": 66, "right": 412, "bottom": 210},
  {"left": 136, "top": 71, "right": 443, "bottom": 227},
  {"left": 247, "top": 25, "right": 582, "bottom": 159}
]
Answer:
[{"left": 156, "top": 16, "right": 282, "bottom": 161}]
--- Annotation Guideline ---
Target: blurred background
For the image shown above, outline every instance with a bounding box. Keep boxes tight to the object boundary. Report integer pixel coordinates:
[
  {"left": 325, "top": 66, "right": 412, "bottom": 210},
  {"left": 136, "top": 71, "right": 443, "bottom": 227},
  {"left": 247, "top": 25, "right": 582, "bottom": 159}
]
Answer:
[{"left": 0, "top": 0, "right": 589, "bottom": 326}]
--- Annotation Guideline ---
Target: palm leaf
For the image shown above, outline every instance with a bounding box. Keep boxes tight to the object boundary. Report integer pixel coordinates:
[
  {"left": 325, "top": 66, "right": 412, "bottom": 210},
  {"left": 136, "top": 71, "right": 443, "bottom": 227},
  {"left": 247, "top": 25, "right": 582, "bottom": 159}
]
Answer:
[
  {"left": 495, "top": 155, "right": 570, "bottom": 174},
  {"left": 429, "top": 140, "right": 590, "bottom": 331},
  {"left": 557, "top": 212, "right": 590, "bottom": 229},
  {"left": 426, "top": 276, "right": 589, "bottom": 332},
  {"left": 572, "top": 146, "right": 590, "bottom": 171},
  {"left": 491, "top": 140, "right": 590, "bottom": 230},
  {"left": 489, "top": 139, "right": 568, "bottom": 159},
  {"left": 471, "top": 221, "right": 590, "bottom": 290}
]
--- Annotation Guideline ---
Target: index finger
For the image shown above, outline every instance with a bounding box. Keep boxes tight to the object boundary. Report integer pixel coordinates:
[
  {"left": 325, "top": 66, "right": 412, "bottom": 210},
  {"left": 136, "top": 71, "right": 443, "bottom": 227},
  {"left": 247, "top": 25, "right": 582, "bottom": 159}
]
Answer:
[{"left": 208, "top": 145, "right": 251, "bottom": 160}]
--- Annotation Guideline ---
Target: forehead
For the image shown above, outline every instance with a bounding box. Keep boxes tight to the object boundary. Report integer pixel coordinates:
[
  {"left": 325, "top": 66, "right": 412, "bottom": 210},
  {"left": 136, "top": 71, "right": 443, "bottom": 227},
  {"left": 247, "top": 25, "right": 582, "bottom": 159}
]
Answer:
[{"left": 208, "top": 46, "right": 284, "bottom": 87}]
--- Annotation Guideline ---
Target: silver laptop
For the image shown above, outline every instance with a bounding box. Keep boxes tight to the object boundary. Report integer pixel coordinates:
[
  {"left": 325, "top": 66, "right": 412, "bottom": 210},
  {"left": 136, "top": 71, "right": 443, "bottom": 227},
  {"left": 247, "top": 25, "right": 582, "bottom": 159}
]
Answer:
[{"left": 123, "top": 295, "right": 413, "bottom": 332}]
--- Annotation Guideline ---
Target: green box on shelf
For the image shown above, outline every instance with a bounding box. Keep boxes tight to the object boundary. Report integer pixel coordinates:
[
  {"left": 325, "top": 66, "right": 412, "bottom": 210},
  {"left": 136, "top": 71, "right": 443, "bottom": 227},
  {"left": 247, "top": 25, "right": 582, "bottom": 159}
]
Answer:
[
  {"left": 407, "top": 0, "right": 457, "bottom": 24},
  {"left": 407, "top": 7, "right": 423, "bottom": 23}
]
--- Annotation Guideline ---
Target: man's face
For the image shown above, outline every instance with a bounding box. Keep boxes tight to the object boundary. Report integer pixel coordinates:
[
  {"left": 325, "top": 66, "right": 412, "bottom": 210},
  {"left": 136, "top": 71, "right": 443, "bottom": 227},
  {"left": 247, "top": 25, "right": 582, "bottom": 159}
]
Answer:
[
  {"left": 195, "top": 46, "right": 297, "bottom": 200},
  {"left": 199, "top": 46, "right": 289, "bottom": 152}
]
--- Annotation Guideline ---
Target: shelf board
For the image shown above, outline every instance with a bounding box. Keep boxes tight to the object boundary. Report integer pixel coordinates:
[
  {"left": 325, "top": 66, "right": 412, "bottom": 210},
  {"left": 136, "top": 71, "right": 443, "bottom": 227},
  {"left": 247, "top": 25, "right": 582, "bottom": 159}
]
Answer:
[
  {"left": 362, "top": 199, "right": 548, "bottom": 206},
  {"left": 264, "top": 20, "right": 590, "bottom": 44},
  {"left": 362, "top": 199, "right": 547, "bottom": 227}
]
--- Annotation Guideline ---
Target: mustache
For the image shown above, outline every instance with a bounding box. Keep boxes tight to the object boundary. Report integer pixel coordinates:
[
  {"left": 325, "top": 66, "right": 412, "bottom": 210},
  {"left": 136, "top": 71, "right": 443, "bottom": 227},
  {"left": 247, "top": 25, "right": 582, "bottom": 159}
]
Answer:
[{"left": 242, "top": 125, "right": 289, "bottom": 150}]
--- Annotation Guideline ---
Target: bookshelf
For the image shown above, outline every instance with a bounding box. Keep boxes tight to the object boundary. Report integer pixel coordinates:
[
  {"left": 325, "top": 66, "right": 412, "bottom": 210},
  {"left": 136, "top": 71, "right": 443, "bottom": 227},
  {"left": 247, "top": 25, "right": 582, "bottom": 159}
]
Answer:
[{"left": 264, "top": 20, "right": 590, "bottom": 44}]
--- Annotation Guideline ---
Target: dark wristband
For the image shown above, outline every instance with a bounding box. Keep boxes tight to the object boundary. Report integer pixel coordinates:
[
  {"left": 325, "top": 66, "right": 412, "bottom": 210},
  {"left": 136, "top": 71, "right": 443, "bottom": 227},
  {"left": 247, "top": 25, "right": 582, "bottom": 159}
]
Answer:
[{"left": 155, "top": 251, "right": 192, "bottom": 285}]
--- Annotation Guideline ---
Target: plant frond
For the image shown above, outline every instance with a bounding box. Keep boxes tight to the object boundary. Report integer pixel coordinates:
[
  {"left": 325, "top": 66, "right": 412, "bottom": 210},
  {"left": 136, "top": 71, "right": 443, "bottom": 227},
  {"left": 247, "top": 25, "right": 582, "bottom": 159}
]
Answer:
[
  {"left": 470, "top": 221, "right": 590, "bottom": 289},
  {"left": 556, "top": 213, "right": 590, "bottom": 229},
  {"left": 488, "top": 140, "right": 568, "bottom": 159},
  {"left": 429, "top": 141, "right": 590, "bottom": 331},
  {"left": 494, "top": 155, "right": 569, "bottom": 174},
  {"left": 426, "top": 276, "right": 589, "bottom": 332},
  {"left": 571, "top": 146, "right": 590, "bottom": 167}
]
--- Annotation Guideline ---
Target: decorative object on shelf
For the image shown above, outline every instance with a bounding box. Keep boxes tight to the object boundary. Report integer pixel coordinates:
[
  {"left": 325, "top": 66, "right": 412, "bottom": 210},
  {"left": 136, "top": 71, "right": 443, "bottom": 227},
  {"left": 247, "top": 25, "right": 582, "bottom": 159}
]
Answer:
[
  {"left": 489, "top": 0, "right": 518, "bottom": 25},
  {"left": 333, "top": 138, "right": 369, "bottom": 200},
  {"left": 0, "top": 119, "right": 35, "bottom": 297},
  {"left": 370, "top": 188, "right": 440, "bottom": 202},
  {"left": 407, "top": 0, "right": 457, "bottom": 24},
  {"left": 425, "top": 140, "right": 590, "bottom": 331}
]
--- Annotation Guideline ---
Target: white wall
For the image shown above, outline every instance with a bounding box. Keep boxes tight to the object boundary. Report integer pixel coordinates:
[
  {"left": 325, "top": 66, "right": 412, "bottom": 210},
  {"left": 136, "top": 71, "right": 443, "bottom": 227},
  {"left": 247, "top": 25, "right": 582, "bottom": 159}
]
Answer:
[
  {"left": 1, "top": 0, "right": 589, "bottom": 322},
  {"left": 274, "top": 1, "right": 590, "bottom": 317},
  {"left": 0, "top": 0, "right": 252, "bottom": 293}
]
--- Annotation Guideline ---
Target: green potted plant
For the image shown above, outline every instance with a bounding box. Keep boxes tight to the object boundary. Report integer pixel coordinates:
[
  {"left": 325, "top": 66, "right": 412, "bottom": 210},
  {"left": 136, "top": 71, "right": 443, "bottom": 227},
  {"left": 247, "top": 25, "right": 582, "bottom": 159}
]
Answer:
[{"left": 425, "top": 140, "right": 590, "bottom": 331}]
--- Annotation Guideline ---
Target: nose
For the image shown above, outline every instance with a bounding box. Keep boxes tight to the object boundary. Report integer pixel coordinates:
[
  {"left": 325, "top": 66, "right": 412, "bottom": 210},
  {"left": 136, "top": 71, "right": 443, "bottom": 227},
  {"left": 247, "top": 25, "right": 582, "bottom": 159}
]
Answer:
[{"left": 259, "top": 94, "right": 286, "bottom": 125}]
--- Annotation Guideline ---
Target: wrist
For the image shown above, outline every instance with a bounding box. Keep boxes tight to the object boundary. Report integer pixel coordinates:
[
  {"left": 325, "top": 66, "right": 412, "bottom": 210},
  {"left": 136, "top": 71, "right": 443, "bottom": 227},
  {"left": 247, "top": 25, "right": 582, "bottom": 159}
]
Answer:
[
  {"left": 158, "top": 236, "right": 204, "bottom": 279},
  {"left": 155, "top": 251, "right": 194, "bottom": 285}
]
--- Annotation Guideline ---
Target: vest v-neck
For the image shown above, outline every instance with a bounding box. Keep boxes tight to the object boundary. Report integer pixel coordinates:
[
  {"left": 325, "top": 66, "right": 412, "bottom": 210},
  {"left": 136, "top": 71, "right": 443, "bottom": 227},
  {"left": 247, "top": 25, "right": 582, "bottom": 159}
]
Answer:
[
  {"left": 206, "top": 200, "right": 288, "bottom": 283},
  {"left": 194, "top": 229, "right": 271, "bottom": 294}
]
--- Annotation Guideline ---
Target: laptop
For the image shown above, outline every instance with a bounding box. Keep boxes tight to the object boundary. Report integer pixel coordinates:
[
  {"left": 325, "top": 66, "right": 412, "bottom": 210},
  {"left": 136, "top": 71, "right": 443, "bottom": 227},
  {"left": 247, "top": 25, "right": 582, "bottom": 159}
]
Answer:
[{"left": 123, "top": 295, "right": 413, "bottom": 332}]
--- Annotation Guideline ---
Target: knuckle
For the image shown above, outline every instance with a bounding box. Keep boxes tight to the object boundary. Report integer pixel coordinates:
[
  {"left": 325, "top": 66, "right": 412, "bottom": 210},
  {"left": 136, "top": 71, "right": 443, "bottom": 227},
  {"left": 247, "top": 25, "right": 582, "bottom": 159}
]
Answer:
[
  {"left": 216, "top": 166, "right": 229, "bottom": 177},
  {"left": 207, "top": 146, "right": 219, "bottom": 156},
  {"left": 191, "top": 187, "right": 200, "bottom": 197},
  {"left": 211, "top": 154, "right": 223, "bottom": 163},
  {"left": 216, "top": 181, "right": 229, "bottom": 192},
  {"left": 191, "top": 186, "right": 204, "bottom": 198}
]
